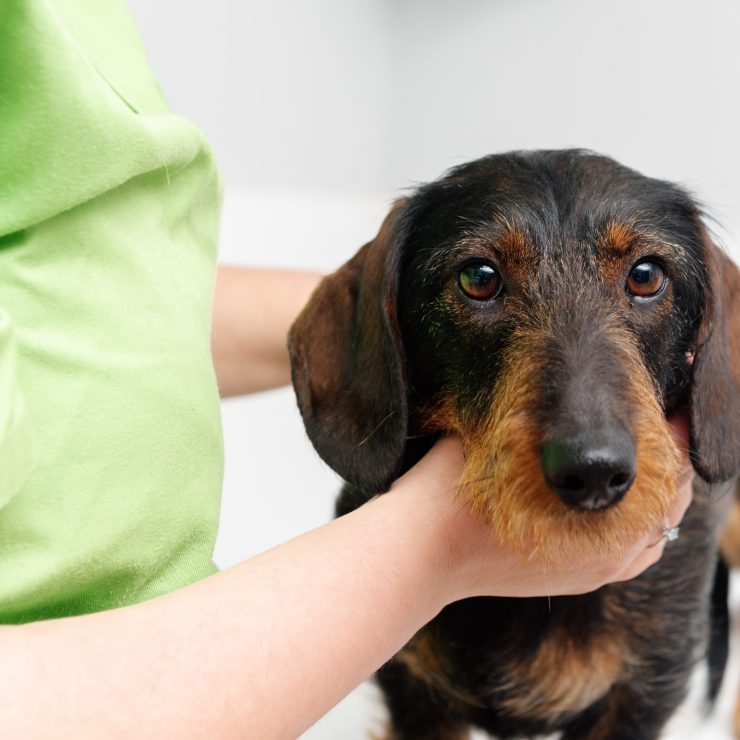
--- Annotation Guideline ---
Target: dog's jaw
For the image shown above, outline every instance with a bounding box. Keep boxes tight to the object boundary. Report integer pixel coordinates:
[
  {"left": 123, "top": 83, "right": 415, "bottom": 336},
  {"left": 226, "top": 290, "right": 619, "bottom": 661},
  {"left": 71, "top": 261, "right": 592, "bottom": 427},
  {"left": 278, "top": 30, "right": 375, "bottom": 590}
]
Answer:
[{"left": 420, "top": 322, "right": 680, "bottom": 565}]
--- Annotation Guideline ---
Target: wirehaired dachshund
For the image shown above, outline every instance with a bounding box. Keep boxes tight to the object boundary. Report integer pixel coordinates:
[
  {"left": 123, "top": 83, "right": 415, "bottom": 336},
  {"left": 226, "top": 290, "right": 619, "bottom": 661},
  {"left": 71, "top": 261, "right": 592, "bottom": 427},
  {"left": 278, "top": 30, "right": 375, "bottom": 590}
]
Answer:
[{"left": 288, "top": 150, "right": 740, "bottom": 739}]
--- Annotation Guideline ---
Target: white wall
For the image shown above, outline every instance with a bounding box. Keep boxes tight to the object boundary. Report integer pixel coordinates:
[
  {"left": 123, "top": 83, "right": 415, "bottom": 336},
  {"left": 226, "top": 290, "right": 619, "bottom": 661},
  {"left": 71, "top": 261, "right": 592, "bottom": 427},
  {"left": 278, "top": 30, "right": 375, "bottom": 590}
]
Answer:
[
  {"left": 130, "top": 0, "right": 740, "bottom": 247},
  {"left": 129, "top": 0, "right": 396, "bottom": 196},
  {"left": 390, "top": 0, "right": 740, "bottom": 249},
  {"left": 126, "top": 2, "right": 740, "bottom": 738}
]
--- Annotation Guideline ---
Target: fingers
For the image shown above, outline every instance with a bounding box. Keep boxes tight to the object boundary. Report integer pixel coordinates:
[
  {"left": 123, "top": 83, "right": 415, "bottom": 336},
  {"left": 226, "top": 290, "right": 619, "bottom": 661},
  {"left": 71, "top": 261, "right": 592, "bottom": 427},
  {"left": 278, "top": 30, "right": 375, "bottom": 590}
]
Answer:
[
  {"left": 614, "top": 541, "right": 665, "bottom": 582},
  {"left": 407, "top": 415, "right": 696, "bottom": 597},
  {"left": 660, "top": 409, "right": 694, "bottom": 539},
  {"left": 606, "top": 412, "right": 695, "bottom": 585},
  {"left": 611, "top": 437, "right": 694, "bottom": 584},
  {"left": 667, "top": 471, "right": 693, "bottom": 526},
  {"left": 667, "top": 407, "right": 693, "bottom": 481}
]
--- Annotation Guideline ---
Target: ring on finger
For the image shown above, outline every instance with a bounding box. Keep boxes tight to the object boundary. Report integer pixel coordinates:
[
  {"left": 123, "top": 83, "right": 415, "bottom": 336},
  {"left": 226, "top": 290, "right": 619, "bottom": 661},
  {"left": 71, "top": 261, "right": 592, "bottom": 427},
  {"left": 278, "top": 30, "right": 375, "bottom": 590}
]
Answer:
[{"left": 648, "top": 518, "right": 681, "bottom": 548}]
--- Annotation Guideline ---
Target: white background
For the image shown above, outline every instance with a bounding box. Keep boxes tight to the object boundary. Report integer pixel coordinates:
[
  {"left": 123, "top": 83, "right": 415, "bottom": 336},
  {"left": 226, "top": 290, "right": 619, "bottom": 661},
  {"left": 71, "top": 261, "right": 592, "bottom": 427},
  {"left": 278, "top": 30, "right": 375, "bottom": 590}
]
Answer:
[{"left": 128, "top": 2, "right": 740, "bottom": 738}]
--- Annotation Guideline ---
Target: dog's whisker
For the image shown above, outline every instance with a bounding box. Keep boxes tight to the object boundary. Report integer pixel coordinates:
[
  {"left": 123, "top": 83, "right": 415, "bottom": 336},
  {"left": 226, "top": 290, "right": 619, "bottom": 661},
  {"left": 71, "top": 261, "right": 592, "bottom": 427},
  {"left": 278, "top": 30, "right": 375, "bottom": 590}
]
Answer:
[
  {"left": 356, "top": 410, "right": 398, "bottom": 448},
  {"left": 454, "top": 474, "right": 500, "bottom": 490}
]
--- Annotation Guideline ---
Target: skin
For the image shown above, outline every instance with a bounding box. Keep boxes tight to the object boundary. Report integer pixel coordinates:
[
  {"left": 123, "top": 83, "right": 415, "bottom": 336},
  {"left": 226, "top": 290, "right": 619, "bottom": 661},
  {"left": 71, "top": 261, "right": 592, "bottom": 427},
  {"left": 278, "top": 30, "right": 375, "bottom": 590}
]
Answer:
[
  {"left": 0, "top": 265, "right": 693, "bottom": 738},
  {"left": 211, "top": 266, "right": 323, "bottom": 396}
]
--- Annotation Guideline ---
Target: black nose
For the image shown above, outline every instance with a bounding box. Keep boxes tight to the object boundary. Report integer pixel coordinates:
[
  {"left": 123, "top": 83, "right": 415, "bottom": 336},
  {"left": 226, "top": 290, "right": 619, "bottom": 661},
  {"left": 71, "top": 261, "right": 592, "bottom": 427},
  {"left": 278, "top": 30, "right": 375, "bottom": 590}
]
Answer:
[{"left": 541, "top": 435, "right": 636, "bottom": 511}]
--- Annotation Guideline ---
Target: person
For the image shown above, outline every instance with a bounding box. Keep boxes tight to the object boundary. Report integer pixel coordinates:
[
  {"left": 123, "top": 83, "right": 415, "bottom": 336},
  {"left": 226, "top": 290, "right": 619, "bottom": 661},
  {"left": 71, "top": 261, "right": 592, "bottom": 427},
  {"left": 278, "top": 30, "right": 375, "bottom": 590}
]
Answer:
[
  {"left": 0, "top": 264, "right": 696, "bottom": 739},
  {"left": 0, "top": 2, "right": 694, "bottom": 737}
]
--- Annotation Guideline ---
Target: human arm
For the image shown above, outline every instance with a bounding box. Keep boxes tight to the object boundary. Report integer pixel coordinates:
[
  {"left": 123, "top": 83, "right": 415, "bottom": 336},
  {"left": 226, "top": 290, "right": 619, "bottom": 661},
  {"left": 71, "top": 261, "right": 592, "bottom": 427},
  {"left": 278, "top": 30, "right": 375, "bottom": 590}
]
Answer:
[
  {"left": 0, "top": 462, "right": 460, "bottom": 740},
  {"left": 0, "top": 417, "right": 692, "bottom": 739},
  {"left": 211, "top": 266, "right": 322, "bottom": 396}
]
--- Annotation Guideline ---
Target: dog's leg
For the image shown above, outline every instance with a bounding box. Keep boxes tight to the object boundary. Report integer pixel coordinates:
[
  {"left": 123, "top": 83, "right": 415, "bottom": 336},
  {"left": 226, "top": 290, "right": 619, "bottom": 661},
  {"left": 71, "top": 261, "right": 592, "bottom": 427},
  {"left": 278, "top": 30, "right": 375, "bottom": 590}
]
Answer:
[{"left": 375, "top": 660, "right": 470, "bottom": 740}]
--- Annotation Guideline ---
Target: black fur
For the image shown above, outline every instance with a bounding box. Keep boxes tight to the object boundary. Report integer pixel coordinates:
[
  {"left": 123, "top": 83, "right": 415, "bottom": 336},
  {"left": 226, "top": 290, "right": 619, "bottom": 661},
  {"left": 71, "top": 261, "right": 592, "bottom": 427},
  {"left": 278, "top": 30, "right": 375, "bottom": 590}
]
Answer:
[{"left": 290, "top": 150, "right": 740, "bottom": 739}]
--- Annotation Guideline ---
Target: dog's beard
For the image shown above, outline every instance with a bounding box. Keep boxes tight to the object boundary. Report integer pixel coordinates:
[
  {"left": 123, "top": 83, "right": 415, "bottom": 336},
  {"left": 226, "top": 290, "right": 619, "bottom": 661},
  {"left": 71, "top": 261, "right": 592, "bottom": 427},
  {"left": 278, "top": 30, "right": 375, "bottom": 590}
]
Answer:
[{"left": 423, "top": 331, "right": 681, "bottom": 566}]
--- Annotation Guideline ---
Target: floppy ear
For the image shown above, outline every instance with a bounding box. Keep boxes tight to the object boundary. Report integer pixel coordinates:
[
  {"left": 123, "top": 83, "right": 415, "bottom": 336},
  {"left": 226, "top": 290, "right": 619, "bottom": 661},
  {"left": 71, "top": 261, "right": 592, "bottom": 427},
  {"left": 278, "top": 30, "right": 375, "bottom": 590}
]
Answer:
[
  {"left": 288, "top": 200, "right": 409, "bottom": 492},
  {"left": 690, "top": 232, "right": 740, "bottom": 482}
]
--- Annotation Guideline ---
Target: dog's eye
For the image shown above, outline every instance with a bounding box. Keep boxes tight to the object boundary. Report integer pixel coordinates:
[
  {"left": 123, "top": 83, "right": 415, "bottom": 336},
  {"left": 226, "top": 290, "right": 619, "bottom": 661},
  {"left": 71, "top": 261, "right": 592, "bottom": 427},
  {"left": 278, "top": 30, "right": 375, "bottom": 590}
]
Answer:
[
  {"left": 458, "top": 263, "right": 503, "bottom": 301},
  {"left": 626, "top": 261, "right": 666, "bottom": 298}
]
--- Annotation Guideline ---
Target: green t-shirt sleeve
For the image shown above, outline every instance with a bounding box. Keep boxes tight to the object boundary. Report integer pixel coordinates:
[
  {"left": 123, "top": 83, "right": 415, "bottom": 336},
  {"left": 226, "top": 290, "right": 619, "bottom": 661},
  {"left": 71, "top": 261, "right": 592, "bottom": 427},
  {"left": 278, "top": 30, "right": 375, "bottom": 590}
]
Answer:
[
  {"left": 0, "top": 0, "right": 224, "bottom": 623},
  {"left": 0, "top": 0, "right": 196, "bottom": 235},
  {"left": 0, "top": 309, "right": 33, "bottom": 511}
]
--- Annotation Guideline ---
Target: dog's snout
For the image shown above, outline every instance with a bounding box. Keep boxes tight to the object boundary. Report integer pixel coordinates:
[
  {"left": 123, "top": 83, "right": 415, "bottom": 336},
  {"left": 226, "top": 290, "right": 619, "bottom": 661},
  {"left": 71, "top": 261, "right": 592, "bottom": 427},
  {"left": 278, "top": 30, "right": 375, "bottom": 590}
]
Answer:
[{"left": 540, "top": 434, "right": 636, "bottom": 511}]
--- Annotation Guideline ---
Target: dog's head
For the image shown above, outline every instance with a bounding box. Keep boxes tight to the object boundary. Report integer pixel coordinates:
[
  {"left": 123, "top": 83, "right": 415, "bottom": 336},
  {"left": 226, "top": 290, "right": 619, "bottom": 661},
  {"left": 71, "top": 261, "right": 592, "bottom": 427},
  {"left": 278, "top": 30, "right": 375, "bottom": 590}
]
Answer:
[{"left": 289, "top": 150, "right": 740, "bottom": 560}]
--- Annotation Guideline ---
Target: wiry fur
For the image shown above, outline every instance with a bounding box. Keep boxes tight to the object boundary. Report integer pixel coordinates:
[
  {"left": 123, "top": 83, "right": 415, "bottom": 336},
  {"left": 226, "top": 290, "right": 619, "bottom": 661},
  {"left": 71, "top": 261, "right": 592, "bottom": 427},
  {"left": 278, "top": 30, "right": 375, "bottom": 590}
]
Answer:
[
  {"left": 423, "top": 324, "right": 679, "bottom": 564},
  {"left": 288, "top": 150, "right": 740, "bottom": 739}
]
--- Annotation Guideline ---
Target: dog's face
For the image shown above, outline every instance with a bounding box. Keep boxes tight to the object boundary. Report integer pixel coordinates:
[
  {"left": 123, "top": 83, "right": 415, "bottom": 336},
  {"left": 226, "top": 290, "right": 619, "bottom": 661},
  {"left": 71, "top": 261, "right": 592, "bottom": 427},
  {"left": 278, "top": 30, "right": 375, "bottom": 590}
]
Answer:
[{"left": 290, "top": 150, "right": 740, "bottom": 561}]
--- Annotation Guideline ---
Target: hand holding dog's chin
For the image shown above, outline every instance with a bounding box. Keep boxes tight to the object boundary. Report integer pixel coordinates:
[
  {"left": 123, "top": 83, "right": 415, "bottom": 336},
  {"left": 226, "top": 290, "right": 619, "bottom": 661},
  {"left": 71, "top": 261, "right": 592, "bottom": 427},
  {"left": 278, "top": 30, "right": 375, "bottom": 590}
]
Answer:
[{"left": 391, "top": 413, "right": 693, "bottom": 605}]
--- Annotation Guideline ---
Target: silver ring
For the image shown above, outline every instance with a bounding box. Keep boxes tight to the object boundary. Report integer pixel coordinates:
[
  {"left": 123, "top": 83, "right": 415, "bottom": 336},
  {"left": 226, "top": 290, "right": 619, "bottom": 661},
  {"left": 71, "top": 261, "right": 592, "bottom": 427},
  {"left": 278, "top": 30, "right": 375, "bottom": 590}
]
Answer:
[{"left": 649, "top": 519, "right": 680, "bottom": 548}]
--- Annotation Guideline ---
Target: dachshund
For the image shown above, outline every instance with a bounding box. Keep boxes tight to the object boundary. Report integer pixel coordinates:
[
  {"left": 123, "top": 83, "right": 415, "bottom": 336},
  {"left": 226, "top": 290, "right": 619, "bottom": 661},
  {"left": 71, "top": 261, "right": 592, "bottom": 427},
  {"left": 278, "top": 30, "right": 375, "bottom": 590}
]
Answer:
[{"left": 288, "top": 150, "right": 740, "bottom": 739}]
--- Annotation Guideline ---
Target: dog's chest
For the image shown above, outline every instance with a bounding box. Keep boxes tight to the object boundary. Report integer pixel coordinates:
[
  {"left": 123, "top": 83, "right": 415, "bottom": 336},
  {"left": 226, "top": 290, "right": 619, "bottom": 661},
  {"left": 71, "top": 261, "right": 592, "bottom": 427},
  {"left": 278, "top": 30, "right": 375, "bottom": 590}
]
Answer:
[
  {"left": 489, "top": 625, "right": 628, "bottom": 721},
  {"left": 396, "top": 595, "right": 630, "bottom": 723}
]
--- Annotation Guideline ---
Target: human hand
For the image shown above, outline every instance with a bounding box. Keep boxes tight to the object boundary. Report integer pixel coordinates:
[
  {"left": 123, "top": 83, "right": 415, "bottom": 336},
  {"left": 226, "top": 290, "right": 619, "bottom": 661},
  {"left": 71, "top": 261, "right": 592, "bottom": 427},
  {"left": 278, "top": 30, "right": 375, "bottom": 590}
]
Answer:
[{"left": 392, "top": 410, "right": 694, "bottom": 605}]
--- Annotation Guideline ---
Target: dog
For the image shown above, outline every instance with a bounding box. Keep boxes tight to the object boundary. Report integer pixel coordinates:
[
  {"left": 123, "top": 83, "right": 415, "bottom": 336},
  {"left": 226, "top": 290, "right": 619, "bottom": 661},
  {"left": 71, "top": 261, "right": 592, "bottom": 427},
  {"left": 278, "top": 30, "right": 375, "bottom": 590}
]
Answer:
[{"left": 288, "top": 150, "right": 740, "bottom": 739}]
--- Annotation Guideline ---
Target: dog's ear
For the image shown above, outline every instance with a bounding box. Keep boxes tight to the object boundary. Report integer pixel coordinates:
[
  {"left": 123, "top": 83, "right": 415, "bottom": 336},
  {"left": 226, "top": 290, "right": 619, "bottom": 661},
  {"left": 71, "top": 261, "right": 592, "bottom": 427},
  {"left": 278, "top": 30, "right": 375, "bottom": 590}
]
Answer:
[
  {"left": 690, "top": 231, "right": 740, "bottom": 482},
  {"left": 288, "top": 200, "right": 409, "bottom": 492}
]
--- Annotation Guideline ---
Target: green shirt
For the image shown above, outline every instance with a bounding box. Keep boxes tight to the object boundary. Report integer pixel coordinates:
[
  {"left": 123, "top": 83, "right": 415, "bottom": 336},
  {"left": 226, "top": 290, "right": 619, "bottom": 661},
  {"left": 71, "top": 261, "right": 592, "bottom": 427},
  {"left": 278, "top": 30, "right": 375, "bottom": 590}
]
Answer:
[{"left": 0, "top": 0, "right": 223, "bottom": 622}]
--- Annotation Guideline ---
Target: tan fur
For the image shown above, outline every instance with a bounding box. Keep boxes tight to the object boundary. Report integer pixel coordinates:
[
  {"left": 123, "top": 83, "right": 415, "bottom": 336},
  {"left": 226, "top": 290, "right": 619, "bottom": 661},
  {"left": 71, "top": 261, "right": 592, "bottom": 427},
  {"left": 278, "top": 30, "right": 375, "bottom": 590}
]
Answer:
[
  {"left": 599, "top": 220, "right": 640, "bottom": 257},
  {"left": 371, "top": 722, "right": 469, "bottom": 740},
  {"left": 497, "top": 628, "right": 630, "bottom": 721},
  {"left": 396, "top": 631, "right": 484, "bottom": 710},
  {"left": 397, "top": 615, "right": 631, "bottom": 724},
  {"left": 374, "top": 723, "right": 469, "bottom": 740},
  {"left": 720, "top": 494, "right": 740, "bottom": 567},
  {"left": 423, "top": 325, "right": 680, "bottom": 565}
]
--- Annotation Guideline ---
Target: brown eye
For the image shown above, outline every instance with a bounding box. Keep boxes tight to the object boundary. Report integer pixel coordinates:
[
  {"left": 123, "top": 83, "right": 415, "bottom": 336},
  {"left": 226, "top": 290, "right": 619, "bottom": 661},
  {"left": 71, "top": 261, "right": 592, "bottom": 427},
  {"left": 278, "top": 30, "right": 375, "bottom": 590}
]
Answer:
[
  {"left": 626, "top": 261, "right": 666, "bottom": 298},
  {"left": 458, "top": 263, "right": 503, "bottom": 301}
]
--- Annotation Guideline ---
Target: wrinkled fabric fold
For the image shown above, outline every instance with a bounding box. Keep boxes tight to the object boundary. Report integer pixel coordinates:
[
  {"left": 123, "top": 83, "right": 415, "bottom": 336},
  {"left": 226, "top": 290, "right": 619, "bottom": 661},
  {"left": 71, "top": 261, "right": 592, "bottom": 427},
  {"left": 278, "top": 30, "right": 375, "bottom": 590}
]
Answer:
[{"left": 0, "top": 0, "right": 225, "bottom": 623}]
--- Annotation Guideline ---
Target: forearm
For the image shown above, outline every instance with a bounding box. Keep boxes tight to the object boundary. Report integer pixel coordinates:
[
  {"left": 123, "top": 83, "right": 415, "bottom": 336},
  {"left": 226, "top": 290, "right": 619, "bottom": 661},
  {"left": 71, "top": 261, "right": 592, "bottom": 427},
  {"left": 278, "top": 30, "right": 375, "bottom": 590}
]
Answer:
[
  {"left": 0, "top": 431, "right": 693, "bottom": 738},
  {"left": 211, "top": 266, "right": 322, "bottom": 397},
  {"left": 0, "top": 483, "right": 454, "bottom": 739}
]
